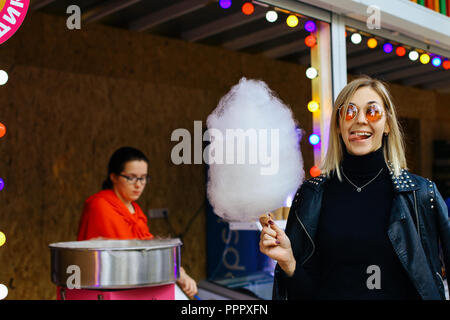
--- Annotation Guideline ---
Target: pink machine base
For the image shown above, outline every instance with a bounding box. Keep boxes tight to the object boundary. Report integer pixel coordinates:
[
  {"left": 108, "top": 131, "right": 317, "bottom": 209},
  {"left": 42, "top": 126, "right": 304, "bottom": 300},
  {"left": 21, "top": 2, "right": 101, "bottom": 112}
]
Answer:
[{"left": 57, "top": 284, "right": 175, "bottom": 300}]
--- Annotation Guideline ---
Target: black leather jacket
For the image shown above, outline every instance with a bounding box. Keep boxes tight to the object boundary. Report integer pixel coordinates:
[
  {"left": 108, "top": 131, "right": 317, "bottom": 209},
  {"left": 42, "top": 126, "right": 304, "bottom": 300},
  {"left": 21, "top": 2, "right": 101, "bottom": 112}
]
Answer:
[{"left": 273, "top": 168, "right": 450, "bottom": 300}]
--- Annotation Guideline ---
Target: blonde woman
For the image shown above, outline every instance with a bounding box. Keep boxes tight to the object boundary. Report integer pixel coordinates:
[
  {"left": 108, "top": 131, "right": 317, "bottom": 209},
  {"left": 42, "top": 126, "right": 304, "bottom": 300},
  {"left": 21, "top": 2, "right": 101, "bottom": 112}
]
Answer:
[{"left": 260, "top": 77, "right": 450, "bottom": 300}]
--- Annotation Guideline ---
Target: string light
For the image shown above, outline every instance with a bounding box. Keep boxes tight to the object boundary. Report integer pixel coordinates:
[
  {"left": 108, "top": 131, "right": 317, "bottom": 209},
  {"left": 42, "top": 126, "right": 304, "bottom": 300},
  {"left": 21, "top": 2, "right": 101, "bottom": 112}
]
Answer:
[
  {"left": 306, "top": 67, "right": 318, "bottom": 79},
  {"left": 408, "top": 50, "right": 419, "bottom": 61},
  {"left": 286, "top": 15, "right": 299, "bottom": 27},
  {"left": 310, "top": 166, "right": 321, "bottom": 177},
  {"left": 0, "top": 284, "right": 7, "bottom": 300},
  {"left": 309, "top": 134, "right": 320, "bottom": 145},
  {"left": 367, "top": 38, "right": 377, "bottom": 49},
  {"left": 350, "top": 33, "right": 362, "bottom": 44},
  {"left": 431, "top": 56, "right": 442, "bottom": 67},
  {"left": 307, "top": 101, "right": 319, "bottom": 112},
  {"left": 443, "top": 60, "right": 450, "bottom": 70},
  {"left": 0, "top": 70, "right": 8, "bottom": 86},
  {"left": 0, "top": 122, "right": 5, "bottom": 138},
  {"left": 218, "top": 0, "right": 232, "bottom": 9},
  {"left": 304, "top": 20, "right": 316, "bottom": 32},
  {"left": 265, "top": 10, "right": 278, "bottom": 23},
  {"left": 420, "top": 53, "right": 430, "bottom": 64},
  {"left": 304, "top": 35, "right": 316, "bottom": 47},
  {"left": 383, "top": 43, "right": 393, "bottom": 53},
  {"left": 396, "top": 46, "right": 406, "bottom": 57},
  {"left": 0, "top": 76, "right": 6, "bottom": 302},
  {"left": 241, "top": 2, "right": 254, "bottom": 15}
]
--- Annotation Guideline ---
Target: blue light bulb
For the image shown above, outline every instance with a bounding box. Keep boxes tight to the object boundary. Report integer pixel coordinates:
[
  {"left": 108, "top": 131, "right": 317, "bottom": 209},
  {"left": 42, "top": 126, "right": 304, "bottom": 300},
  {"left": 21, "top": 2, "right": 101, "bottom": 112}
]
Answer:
[
  {"left": 432, "top": 56, "right": 442, "bottom": 67},
  {"left": 383, "top": 43, "right": 393, "bottom": 53},
  {"left": 304, "top": 20, "right": 316, "bottom": 32},
  {"left": 219, "top": 0, "right": 232, "bottom": 9},
  {"left": 309, "top": 134, "right": 320, "bottom": 145}
]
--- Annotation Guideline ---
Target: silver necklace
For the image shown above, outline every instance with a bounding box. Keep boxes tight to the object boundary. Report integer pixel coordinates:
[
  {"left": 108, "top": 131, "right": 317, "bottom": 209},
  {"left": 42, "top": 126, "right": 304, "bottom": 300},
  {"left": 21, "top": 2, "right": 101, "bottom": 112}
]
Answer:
[{"left": 341, "top": 167, "right": 384, "bottom": 192}]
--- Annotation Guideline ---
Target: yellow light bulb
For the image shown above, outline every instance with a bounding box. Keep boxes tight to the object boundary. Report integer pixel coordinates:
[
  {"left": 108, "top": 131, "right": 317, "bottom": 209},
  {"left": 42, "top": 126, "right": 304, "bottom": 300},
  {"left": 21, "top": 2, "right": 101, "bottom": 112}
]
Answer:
[
  {"left": 286, "top": 15, "right": 299, "bottom": 28},
  {"left": 367, "top": 38, "right": 377, "bottom": 49},
  {"left": 420, "top": 53, "right": 430, "bottom": 64},
  {"left": 307, "top": 101, "right": 319, "bottom": 112},
  {"left": 0, "top": 232, "right": 5, "bottom": 247}
]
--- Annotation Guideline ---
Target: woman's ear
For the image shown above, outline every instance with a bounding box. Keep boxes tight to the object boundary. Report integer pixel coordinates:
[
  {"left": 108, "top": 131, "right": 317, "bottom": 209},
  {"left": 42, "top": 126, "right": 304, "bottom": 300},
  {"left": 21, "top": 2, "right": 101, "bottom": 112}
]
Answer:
[
  {"left": 384, "top": 122, "right": 390, "bottom": 135},
  {"left": 110, "top": 173, "right": 118, "bottom": 184}
]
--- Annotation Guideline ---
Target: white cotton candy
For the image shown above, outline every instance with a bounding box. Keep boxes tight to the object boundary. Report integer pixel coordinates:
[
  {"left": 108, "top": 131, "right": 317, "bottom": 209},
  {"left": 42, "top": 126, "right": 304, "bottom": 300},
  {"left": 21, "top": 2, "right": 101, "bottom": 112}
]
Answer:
[{"left": 206, "top": 77, "right": 304, "bottom": 222}]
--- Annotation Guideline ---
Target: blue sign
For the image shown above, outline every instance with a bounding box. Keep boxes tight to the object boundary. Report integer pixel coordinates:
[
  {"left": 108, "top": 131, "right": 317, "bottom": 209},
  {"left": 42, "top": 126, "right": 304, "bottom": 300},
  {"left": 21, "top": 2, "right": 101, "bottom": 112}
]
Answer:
[{"left": 206, "top": 200, "right": 272, "bottom": 280}]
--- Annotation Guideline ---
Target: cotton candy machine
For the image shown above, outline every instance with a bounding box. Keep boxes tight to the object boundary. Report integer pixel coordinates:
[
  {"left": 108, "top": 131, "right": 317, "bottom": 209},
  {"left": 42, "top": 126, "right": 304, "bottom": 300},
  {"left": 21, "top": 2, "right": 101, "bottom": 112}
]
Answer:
[{"left": 49, "top": 239, "right": 182, "bottom": 299}]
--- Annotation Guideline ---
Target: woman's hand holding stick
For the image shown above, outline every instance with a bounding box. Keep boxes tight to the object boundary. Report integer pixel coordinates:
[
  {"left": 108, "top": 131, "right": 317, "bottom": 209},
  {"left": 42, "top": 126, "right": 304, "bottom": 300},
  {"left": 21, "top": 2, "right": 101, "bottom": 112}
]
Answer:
[{"left": 259, "top": 213, "right": 296, "bottom": 277}]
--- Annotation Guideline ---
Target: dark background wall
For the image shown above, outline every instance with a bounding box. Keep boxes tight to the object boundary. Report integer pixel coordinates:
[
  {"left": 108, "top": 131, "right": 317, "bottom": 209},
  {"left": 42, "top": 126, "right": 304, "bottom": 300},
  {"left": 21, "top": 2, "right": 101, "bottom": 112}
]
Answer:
[{"left": 0, "top": 12, "right": 448, "bottom": 299}]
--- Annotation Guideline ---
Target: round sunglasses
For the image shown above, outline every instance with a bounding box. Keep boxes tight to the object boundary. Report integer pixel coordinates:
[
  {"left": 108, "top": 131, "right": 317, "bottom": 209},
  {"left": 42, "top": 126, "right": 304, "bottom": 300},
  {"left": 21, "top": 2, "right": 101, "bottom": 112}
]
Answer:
[{"left": 338, "top": 103, "right": 385, "bottom": 122}]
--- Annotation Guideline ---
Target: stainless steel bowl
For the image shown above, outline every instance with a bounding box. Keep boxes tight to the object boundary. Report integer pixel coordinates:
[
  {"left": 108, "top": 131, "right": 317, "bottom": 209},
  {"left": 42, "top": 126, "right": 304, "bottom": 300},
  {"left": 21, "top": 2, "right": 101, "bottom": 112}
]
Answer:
[{"left": 49, "top": 239, "right": 182, "bottom": 289}]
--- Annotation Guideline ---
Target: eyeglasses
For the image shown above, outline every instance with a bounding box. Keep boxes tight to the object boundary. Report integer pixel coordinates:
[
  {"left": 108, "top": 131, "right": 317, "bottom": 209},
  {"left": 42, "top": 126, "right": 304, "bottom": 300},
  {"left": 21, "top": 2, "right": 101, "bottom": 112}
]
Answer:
[
  {"left": 338, "top": 103, "right": 385, "bottom": 122},
  {"left": 118, "top": 174, "right": 150, "bottom": 185}
]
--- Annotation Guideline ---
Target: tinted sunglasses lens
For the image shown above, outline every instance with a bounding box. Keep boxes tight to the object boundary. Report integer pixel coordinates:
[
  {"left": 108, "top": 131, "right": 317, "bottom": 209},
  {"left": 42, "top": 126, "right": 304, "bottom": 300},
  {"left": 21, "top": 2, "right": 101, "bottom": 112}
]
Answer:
[
  {"left": 366, "top": 105, "right": 383, "bottom": 122},
  {"left": 340, "top": 105, "right": 357, "bottom": 121}
]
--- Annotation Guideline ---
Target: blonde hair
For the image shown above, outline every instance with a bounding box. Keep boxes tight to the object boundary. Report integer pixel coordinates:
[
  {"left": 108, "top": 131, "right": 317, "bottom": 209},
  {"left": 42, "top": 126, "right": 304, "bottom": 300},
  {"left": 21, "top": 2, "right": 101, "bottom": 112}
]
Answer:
[{"left": 320, "top": 76, "right": 407, "bottom": 181}]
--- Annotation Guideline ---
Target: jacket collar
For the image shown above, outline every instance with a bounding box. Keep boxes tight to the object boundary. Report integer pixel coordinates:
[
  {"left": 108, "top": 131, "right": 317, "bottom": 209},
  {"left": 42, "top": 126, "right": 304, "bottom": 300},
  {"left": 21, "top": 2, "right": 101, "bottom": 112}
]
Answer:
[{"left": 305, "top": 163, "right": 420, "bottom": 193}]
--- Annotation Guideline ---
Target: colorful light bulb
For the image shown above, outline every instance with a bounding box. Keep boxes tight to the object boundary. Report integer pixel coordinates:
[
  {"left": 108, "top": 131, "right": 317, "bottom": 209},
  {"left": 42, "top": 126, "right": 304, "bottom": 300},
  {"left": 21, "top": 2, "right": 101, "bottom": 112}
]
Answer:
[
  {"left": 286, "top": 15, "right": 299, "bottom": 28},
  {"left": 408, "top": 50, "right": 419, "bottom": 61},
  {"left": 306, "top": 67, "right": 318, "bottom": 79},
  {"left": 350, "top": 33, "right": 362, "bottom": 44},
  {"left": 305, "top": 35, "right": 316, "bottom": 47},
  {"left": 304, "top": 20, "right": 316, "bottom": 32},
  {"left": 0, "top": 122, "right": 5, "bottom": 138},
  {"left": 367, "top": 38, "right": 377, "bottom": 49},
  {"left": 420, "top": 53, "right": 430, "bottom": 64},
  {"left": 396, "top": 46, "right": 406, "bottom": 57},
  {"left": 0, "top": 284, "right": 7, "bottom": 300},
  {"left": 242, "top": 2, "right": 254, "bottom": 15},
  {"left": 443, "top": 60, "right": 450, "bottom": 70},
  {"left": 431, "top": 56, "right": 442, "bottom": 67},
  {"left": 383, "top": 43, "right": 393, "bottom": 53},
  {"left": 0, "top": 70, "right": 8, "bottom": 85},
  {"left": 265, "top": 10, "right": 278, "bottom": 23},
  {"left": 309, "top": 134, "right": 320, "bottom": 145},
  {"left": 219, "top": 0, "right": 232, "bottom": 9},
  {"left": 310, "top": 166, "right": 321, "bottom": 177},
  {"left": 307, "top": 101, "right": 319, "bottom": 112},
  {"left": 0, "top": 232, "right": 5, "bottom": 247}
]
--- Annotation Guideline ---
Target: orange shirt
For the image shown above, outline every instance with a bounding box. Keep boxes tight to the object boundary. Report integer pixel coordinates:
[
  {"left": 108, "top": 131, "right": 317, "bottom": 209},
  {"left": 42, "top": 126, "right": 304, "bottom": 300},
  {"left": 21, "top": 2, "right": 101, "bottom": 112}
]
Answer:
[{"left": 77, "top": 189, "right": 154, "bottom": 241}]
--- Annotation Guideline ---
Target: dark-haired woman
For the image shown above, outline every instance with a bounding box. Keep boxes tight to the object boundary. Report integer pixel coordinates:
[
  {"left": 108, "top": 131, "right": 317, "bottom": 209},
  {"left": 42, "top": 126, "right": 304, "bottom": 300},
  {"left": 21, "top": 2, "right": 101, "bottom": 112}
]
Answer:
[{"left": 77, "top": 146, "right": 198, "bottom": 298}]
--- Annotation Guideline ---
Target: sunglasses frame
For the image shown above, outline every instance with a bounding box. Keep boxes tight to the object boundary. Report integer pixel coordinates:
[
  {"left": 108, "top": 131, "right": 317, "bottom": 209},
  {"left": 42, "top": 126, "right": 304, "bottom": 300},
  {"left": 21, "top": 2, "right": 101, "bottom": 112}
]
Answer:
[{"left": 337, "top": 103, "right": 386, "bottom": 123}]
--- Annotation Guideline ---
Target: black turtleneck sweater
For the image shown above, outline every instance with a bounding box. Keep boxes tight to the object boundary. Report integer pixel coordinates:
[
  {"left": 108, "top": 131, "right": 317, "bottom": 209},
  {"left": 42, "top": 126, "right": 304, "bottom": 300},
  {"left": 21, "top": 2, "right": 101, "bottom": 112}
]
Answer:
[{"left": 314, "top": 146, "right": 420, "bottom": 299}]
